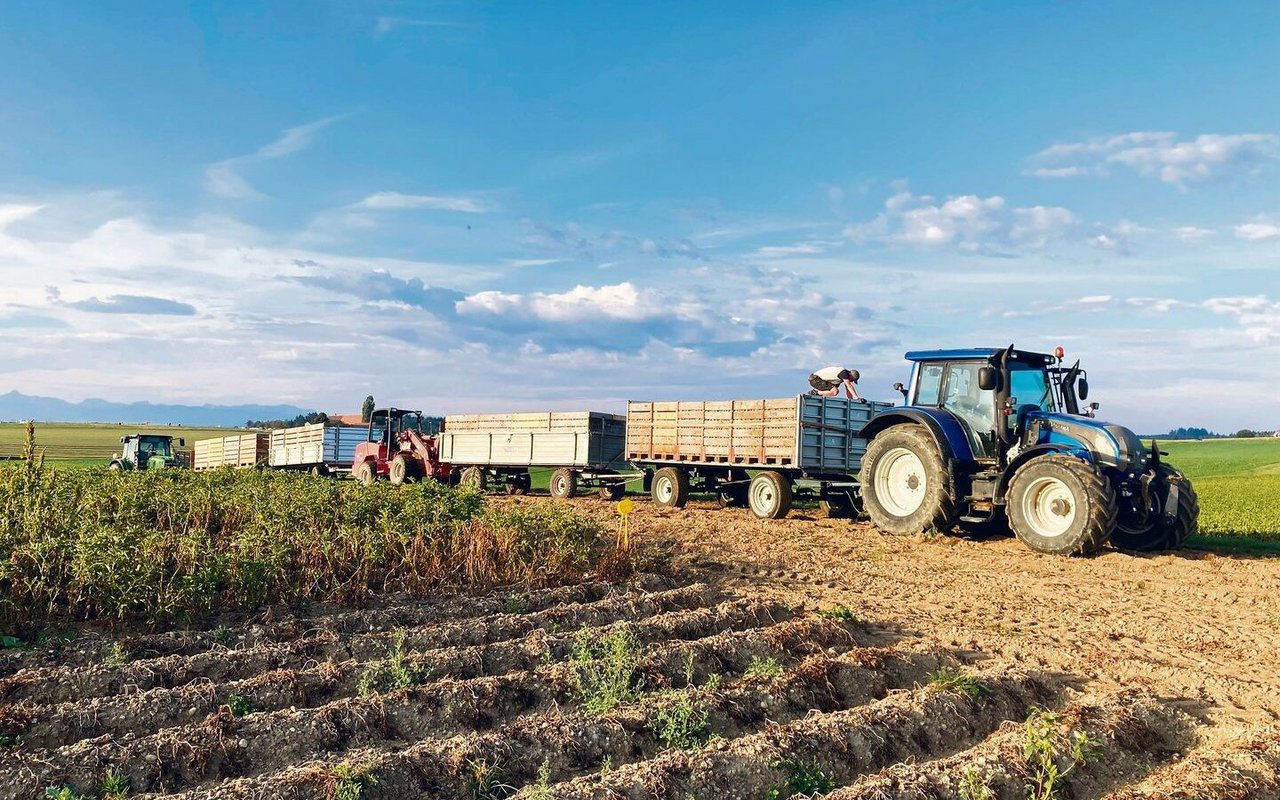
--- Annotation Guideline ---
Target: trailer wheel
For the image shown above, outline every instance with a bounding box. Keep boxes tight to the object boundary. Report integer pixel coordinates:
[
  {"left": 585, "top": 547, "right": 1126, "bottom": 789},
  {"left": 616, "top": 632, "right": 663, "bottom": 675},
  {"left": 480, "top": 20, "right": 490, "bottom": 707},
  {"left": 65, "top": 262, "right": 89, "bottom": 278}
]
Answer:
[
  {"left": 1007, "top": 455, "right": 1115, "bottom": 556},
  {"left": 651, "top": 467, "right": 689, "bottom": 508},
  {"left": 459, "top": 466, "right": 487, "bottom": 492},
  {"left": 549, "top": 468, "right": 578, "bottom": 499},
  {"left": 819, "top": 496, "right": 855, "bottom": 519},
  {"left": 389, "top": 454, "right": 420, "bottom": 485},
  {"left": 599, "top": 482, "right": 626, "bottom": 501},
  {"left": 860, "top": 424, "right": 956, "bottom": 536},
  {"left": 748, "top": 472, "right": 792, "bottom": 519},
  {"left": 717, "top": 486, "right": 748, "bottom": 508},
  {"left": 354, "top": 461, "right": 377, "bottom": 486},
  {"left": 108, "top": 461, "right": 123, "bottom": 472},
  {"left": 505, "top": 473, "right": 531, "bottom": 496},
  {"left": 309, "top": 464, "right": 330, "bottom": 478}
]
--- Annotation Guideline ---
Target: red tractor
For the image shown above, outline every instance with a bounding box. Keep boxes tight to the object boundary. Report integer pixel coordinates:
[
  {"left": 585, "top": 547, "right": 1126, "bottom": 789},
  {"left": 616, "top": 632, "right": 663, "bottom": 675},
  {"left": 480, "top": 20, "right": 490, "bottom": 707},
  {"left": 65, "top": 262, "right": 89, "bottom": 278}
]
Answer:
[{"left": 351, "top": 407, "right": 451, "bottom": 485}]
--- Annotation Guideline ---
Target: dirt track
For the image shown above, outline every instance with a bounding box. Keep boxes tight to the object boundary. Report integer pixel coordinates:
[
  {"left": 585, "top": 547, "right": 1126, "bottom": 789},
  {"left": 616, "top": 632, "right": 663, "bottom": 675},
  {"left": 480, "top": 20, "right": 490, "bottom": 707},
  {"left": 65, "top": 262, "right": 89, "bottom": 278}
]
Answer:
[{"left": 0, "top": 495, "right": 1277, "bottom": 798}]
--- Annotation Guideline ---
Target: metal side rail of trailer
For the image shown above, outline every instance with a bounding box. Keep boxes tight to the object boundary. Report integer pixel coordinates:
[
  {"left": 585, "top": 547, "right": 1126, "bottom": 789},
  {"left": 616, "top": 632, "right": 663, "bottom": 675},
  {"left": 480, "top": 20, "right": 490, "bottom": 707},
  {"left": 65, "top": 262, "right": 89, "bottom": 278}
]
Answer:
[{"left": 625, "top": 395, "right": 894, "bottom": 518}]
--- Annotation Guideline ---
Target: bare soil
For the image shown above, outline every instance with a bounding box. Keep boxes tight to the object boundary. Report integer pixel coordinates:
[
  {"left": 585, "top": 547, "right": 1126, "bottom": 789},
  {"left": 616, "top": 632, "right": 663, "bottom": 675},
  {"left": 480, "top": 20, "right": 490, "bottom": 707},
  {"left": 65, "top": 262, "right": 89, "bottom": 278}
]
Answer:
[{"left": 1, "top": 494, "right": 1277, "bottom": 799}]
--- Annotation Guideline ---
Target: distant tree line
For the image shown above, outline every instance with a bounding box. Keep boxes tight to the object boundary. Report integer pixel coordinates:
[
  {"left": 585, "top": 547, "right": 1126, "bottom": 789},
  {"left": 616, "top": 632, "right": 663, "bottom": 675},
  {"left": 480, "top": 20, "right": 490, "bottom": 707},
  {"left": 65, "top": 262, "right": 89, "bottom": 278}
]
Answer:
[
  {"left": 245, "top": 412, "right": 331, "bottom": 429},
  {"left": 1140, "top": 426, "right": 1274, "bottom": 440}
]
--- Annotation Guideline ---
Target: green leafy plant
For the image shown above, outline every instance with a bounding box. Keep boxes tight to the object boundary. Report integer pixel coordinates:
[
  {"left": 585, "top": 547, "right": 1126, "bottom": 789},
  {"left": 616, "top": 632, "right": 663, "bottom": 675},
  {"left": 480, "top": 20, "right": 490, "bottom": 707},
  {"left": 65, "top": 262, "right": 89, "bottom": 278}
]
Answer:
[
  {"left": 523, "top": 759, "right": 554, "bottom": 800},
  {"left": 927, "top": 667, "right": 984, "bottom": 699},
  {"left": 357, "top": 629, "right": 430, "bottom": 696},
  {"left": 101, "top": 769, "right": 130, "bottom": 799},
  {"left": 104, "top": 641, "right": 129, "bottom": 668},
  {"left": 226, "top": 695, "right": 255, "bottom": 718},
  {"left": 959, "top": 766, "right": 994, "bottom": 800},
  {"left": 44, "top": 788, "right": 87, "bottom": 800},
  {"left": 330, "top": 761, "right": 378, "bottom": 800},
  {"left": 816, "top": 604, "right": 861, "bottom": 624},
  {"left": 650, "top": 693, "right": 711, "bottom": 750},
  {"left": 766, "top": 758, "right": 835, "bottom": 799},
  {"left": 568, "top": 626, "right": 645, "bottom": 715},
  {"left": 744, "top": 655, "right": 784, "bottom": 679},
  {"left": 0, "top": 733, "right": 18, "bottom": 748},
  {"left": 212, "top": 625, "right": 233, "bottom": 646},
  {"left": 1023, "top": 708, "right": 1100, "bottom": 800},
  {"left": 462, "top": 758, "right": 514, "bottom": 800}
]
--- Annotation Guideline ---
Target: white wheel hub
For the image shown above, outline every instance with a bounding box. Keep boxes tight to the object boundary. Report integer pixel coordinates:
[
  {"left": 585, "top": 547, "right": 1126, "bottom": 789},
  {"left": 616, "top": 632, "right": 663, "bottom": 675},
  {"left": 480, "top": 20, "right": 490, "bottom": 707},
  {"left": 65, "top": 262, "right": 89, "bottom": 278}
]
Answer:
[
  {"left": 1020, "top": 476, "right": 1077, "bottom": 538},
  {"left": 750, "top": 480, "right": 776, "bottom": 513},
  {"left": 655, "top": 477, "right": 674, "bottom": 503},
  {"left": 874, "top": 447, "right": 927, "bottom": 517}
]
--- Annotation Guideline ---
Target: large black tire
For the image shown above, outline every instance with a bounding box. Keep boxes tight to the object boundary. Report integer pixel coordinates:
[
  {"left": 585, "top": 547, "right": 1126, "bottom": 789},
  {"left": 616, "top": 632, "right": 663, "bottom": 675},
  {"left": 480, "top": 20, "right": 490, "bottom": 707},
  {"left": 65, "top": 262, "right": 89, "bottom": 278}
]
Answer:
[
  {"left": 459, "top": 466, "right": 487, "bottom": 492},
  {"left": 549, "top": 468, "right": 578, "bottom": 499},
  {"left": 505, "top": 472, "right": 532, "bottom": 496},
  {"left": 1111, "top": 465, "right": 1199, "bottom": 551},
  {"left": 860, "top": 424, "right": 956, "bottom": 536},
  {"left": 598, "top": 482, "right": 626, "bottom": 501},
  {"left": 651, "top": 467, "right": 689, "bottom": 508},
  {"left": 748, "top": 472, "right": 792, "bottom": 519},
  {"left": 389, "top": 454, "right": 420, "bottom": 485},
  {"left": 1006, "top": 455, "right": 1116, "bottom": 556},
  {"left": 354, "top": 461, "right": 377, "bottom": 486},
  {"left": 819, "top": 495, "right": 856, "bottom": 519}
]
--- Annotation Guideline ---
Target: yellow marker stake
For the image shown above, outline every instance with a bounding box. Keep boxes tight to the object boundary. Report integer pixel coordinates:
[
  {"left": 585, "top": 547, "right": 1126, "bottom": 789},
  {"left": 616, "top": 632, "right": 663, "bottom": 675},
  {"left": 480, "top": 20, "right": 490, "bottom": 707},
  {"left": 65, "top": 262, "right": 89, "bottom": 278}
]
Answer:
[{"left": 616, "top": 497, "right": 635, "bottom": 550}]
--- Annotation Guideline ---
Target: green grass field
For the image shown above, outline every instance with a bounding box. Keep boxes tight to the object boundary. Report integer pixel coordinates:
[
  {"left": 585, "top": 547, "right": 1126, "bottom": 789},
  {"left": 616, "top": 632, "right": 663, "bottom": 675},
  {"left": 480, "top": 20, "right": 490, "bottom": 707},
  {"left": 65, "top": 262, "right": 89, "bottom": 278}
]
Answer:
[
  {"left": 1160, "top": 437, "right": 1280, "bottom": 544},
  {"left": 0, "top": 422, "right": 248, "bottom": 462}
]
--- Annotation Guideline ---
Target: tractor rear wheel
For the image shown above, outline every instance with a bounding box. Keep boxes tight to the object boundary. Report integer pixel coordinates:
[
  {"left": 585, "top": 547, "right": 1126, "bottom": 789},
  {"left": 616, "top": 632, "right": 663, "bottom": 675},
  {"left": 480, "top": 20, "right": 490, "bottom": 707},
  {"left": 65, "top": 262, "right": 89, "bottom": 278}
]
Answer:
[
  {"left": 1007, "top": 455, "right": 1115, "bottom": 556},
  {"left": 748, "top": 472, "right": 792, "bottom": 519},
  {"left": 549, "top": 468, "right": 578, "bottom": 499},
  {"left": 459, "top": 466, "right": 487, "bottom": 492},
  {"left": 354, "top": 461, "right": 377, "bottom": 486},
  {"left": 598, "top": 481, "right": 626, "bottom": 501},
  {"left": 860, "top": 424, "right": 956, "bottom": 536},
  {"left": 651, "top": 467, "right": 689, "bottom": 508},
  {"left": 1111, "top": 465, "right": 1199, "bottom": 551},
  {"left": 389, "top": 454, "right": 420, "bottom": 485}
]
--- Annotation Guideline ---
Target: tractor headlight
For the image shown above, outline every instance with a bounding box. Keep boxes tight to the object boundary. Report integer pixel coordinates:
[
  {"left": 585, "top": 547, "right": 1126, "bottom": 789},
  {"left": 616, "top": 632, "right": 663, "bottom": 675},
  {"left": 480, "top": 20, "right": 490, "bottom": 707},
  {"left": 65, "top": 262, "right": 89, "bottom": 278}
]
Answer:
[{"left": 1104, "top": 425, "right": 1144, "bottom": 471}]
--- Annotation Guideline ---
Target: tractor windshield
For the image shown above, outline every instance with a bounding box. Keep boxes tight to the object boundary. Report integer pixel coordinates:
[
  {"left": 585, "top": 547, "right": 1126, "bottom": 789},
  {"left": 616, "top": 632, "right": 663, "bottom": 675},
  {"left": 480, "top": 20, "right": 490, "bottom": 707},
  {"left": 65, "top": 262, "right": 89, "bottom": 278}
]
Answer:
[
  {"left": 138, "top": 436, "right": 173, "bottom": 458},
  {"left": 1009, "top": 363, "right": 1054, "bottom": 413}
]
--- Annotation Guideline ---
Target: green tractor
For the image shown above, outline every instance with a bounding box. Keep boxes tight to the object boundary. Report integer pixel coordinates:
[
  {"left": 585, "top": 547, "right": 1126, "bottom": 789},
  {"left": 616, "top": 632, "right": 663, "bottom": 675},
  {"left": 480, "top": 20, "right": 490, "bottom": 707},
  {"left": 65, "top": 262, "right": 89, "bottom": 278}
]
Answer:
[{"left": 109, "top": 434, "right": 187, "bottom": 471}]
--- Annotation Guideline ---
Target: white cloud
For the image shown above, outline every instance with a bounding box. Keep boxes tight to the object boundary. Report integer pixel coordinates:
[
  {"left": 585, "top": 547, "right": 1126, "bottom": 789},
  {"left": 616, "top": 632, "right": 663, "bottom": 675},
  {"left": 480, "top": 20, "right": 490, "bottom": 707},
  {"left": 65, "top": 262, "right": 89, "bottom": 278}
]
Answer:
[
  {"left": 1234, "top": 222, "right": 1280, "bottom": 241},
  {"left": 1203, "top": 295, "right": 1280, "bottom": 344},
  {"left": 0, "top": 203, "right": 46, "bottom": 229},
  {"left": 1027, "top": 131, "right": 1280, "bottom": 187},
  {"left": 355, "top": 192, "right": 493, "bottom": 213},
  {"left": 205, "top": 116, "right": 343, "bottom": 199},
  {"left": 1173, "top": 226, "right": 1213, "bottom": 241},
  {"left": 846, "top": 191, "right": 1075, "bottom": 252}
]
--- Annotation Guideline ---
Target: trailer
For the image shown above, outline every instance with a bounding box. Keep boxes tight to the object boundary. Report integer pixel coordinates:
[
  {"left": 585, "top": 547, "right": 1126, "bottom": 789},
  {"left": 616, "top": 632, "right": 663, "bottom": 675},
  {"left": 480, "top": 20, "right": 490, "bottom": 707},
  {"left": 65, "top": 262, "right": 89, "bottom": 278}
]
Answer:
[
  {"left": 193, "top": 433, "right": 269, "bottom": 471},
  {"left": 625, "top": 395, "right": 893, "bottom": 519},
  {"left": 439, "top": 411, "right": 629, "bottom": 498},
  {"left": 269, "top": 423, "right": 365, "bottom": 475}
]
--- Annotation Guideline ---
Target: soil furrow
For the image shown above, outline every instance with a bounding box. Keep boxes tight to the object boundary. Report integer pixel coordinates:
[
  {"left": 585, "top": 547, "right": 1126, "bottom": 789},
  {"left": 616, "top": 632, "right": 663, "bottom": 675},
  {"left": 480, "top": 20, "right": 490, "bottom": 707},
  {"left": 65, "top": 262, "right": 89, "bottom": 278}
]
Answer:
[
  {"left": 1102, "top": 728, "right": 1280, "bottom": 800},
  {"left": 0, "top": 582, "right": 718, "bottom": 705},
  {"left": 829, "top": 689, "right": 1194, "bottom": 800}
]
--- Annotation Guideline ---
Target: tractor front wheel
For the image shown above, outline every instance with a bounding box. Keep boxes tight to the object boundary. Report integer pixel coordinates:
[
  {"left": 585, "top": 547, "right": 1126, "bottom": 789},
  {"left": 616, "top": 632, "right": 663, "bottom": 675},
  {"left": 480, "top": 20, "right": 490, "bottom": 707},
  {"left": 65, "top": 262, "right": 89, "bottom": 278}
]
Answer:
[
  {"left": 549, "top": 468, "right": 578, "bottom": 499},
  {"left": 389, "top": 454, "right": 420, "bottom": 485},
  {"left": 459, "top": 466, "right": 487, "bottom": 492},
  {"left": 354, "top": 461, "right": 377, "bottom": 486},
  {"left": 860, "top": 424, "right": 956, "bottom": 536},
  {"left": 1007, "top": 455, "right": 1115, "bottom": 556},
  {"left": 1111, "top": 465, "right": 1199, "bottom": 551}
]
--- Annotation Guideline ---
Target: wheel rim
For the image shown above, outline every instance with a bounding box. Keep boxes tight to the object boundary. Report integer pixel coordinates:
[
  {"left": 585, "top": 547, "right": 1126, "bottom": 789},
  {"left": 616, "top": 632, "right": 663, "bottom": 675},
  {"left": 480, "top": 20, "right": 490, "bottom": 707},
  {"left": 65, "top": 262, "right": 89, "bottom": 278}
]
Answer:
[
  {"left": 874, "top": 447, "right": 927, "bottom": 517},
  {"left": 1020, "top": 476, "right": 1077, "bottom": 538},
  {"left": 553, "top": 475, "right": 567, "bottom": 495},
  {"left": 655, "top": 476, "right": 674, "bottom": 504},
  {"left": 749, "top": 479, "right": 777, "bottom": 514}
]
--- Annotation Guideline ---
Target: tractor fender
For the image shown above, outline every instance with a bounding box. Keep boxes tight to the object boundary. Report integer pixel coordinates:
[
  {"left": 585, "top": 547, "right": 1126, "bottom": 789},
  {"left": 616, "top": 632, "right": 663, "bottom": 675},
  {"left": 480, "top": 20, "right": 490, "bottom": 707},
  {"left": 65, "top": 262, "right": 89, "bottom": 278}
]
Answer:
[
  {"left": 995, "top": 444, "right": 1095, "bottom": 503},
  {"left": 858, "top": 408, "right": 975, "bottom": 465}
]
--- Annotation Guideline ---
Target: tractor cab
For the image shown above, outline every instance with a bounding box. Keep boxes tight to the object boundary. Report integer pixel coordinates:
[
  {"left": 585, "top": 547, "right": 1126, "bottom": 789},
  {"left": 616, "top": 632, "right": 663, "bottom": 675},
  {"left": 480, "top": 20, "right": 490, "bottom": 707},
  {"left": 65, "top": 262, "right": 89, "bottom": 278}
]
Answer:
[
  {"left": 351, "top": 407, "right": 450, "bottom": 485},
  {"left": 110, "top": 434, "right": 186, "bottom": 471},
  {"left": 859, "top": 345, "right": 1197, "bottom": 555}
]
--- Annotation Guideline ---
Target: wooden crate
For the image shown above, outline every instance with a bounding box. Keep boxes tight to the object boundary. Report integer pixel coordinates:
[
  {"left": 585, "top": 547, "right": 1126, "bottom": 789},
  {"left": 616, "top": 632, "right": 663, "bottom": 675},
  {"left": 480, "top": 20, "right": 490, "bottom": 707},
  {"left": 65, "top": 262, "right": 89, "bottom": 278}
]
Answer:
[
  {"left": 626, "top": 398, "right": 802, "bottom": 466},
  {"left": 193, "top": 433, "right": 268, "bottom": 470}
]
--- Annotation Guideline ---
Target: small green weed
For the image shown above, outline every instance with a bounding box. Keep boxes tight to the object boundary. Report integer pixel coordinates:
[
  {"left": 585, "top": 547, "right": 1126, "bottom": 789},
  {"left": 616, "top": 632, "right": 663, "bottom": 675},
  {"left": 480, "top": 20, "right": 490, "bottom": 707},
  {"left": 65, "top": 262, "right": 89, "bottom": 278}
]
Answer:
[
  {"left": 212, "top": 625, "right": 233, "bottom": 646},
  {"left": 927, "top": 667, "right": 984, "bottom": 700},
  {"left": 104, "top": 641, "right": 128, "bottom": 668},
  {"left": 568, "top": 626, "right": 644, "bottom": 715},
  {"left": 44, "top": 788, "right": 86, "bottom": 800},
  {"left": 1, "top": 634, "right": 24, "bottom": 649},
  {"left": 357, "top": 630, "right": 430, "bottom": 696},
  {"left": 331, "top": 761, "right": 378, "bottom": 800},
  {"left": 766, "top": 758, "right": 835, "bottom": 799},
  {"left": 226, "top": 695, "right": 255, "bottom": 718},
  {"left": 101, "top": 768, "right": 130, "bottom": 799},
  {"left": 649, "top": 693, "right": 711, "bottom": 750},
  {"left": 959, "top": 765, "right": 994, "bottom": 800},
  {"left": 523, "top": 759, "right": 554, "bottom": 800},
  {"left": 1023, "top": 707, "right": 1100, "bottom": 800},
  {"left": 0, "top": 733, "right": 18, "bottom": 748},
  {"left": 500, "top": 596, "right": 524, "bottom": 614},
  {"left": 462, "top": 758, "right": 514, "bottom": 800},
  {"left": 744, "top": 655, "right": 784, "bottom": 679},
  {"left": 816, "top": 604, "right": 861, "bottom": 624}
]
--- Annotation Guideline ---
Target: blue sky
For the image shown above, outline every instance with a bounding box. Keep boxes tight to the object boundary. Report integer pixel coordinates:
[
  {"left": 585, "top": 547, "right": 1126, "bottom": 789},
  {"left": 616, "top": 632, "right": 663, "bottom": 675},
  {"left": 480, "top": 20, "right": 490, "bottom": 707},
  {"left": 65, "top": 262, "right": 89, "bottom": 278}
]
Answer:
[{"left": 1, "top": 1, "right": 1277, "bottom": 432}]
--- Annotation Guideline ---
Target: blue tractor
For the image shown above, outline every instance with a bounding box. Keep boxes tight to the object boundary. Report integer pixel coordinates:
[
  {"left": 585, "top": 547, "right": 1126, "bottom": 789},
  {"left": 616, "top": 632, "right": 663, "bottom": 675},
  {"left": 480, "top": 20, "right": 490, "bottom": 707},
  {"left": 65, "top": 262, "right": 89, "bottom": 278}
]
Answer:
[{"left": 857, "top": 346, "right": 1198, "bottom": 555}]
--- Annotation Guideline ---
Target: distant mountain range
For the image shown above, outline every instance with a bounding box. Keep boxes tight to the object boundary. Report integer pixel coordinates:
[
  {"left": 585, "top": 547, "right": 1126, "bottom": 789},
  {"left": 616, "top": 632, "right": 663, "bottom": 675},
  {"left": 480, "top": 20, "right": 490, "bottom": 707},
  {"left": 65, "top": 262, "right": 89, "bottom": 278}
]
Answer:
[{"left": 0, "top": 391, "right": 312, "bottom": 428}]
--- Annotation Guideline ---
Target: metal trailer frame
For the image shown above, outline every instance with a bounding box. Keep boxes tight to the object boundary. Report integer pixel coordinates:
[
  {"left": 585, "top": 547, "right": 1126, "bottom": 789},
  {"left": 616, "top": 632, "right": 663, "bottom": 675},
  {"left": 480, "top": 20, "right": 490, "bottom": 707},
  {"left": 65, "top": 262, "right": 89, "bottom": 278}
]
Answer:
[
  {"left": 438, "top": 411, "right": 631, "bottom": 498},
  {"left": 624, "top": 395, "right": 894, "bottom": 518},
  {"left": 268, "top": 423, "right": 365, "bottom": 476}
]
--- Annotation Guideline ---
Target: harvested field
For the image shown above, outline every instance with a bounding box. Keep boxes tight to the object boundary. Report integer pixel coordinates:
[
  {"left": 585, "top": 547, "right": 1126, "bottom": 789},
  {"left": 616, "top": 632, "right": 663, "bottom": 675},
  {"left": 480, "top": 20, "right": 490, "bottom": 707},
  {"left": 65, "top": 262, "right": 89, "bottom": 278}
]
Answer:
[{"left": 4, "top": 493, "right": 1280, "bottom": 799}]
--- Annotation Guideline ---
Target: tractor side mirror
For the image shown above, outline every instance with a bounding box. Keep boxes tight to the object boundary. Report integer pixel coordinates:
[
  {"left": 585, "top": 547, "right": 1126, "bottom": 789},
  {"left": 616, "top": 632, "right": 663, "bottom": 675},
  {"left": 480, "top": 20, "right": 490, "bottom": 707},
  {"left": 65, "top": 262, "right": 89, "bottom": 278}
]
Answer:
[
  {"left": 978, "top": 366, "right": 999, "bottom": 391},
  {"left": 892, "top": 381, "right": 907, "bottom": 401},
  {"left": 119, "top": 436, "right": 127, "bottom": 443},
  {"left": 1078, "top": 378, "right": 1089, "bottom": 400},
  {"left": 178, "top": 438, "right": 185, "bottom": 447}
]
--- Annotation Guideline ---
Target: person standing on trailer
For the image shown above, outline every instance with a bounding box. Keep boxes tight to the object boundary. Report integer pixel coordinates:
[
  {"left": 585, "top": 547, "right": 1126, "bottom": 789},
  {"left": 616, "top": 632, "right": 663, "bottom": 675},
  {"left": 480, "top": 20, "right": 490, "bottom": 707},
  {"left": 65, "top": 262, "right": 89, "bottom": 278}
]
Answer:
[{"left": 808, "top": 366, "right": 863, "bottom": 400}]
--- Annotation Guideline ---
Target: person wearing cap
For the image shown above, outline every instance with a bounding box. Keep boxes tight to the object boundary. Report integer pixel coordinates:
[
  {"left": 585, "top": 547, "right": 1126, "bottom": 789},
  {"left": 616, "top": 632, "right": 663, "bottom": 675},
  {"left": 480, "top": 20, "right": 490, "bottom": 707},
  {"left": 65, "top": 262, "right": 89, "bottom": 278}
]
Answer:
[{"left": 808, "top": 366, "right": 864, "bottom": 401}]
